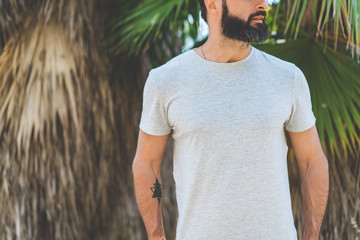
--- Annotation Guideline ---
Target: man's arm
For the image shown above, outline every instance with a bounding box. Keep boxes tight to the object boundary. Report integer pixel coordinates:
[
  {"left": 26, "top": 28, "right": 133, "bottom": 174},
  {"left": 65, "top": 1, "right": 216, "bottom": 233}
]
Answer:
[
  {"left": 132, "top": 129, "right": 170, "bottom": 240},
  {"left": 286, "top": 125, "right": 329, "bottom": 240}
]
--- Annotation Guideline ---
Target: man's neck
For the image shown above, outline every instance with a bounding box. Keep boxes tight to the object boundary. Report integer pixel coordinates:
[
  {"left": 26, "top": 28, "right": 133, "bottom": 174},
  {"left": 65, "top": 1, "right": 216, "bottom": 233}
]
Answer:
[{"left": 195, "top": 33, "right": 252, "bottom": 63}]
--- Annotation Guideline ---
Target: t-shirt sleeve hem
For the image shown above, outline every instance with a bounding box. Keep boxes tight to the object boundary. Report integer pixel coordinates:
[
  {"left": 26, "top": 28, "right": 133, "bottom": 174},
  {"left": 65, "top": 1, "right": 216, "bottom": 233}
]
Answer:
[
  {"left": 285, "top": 117, "right": 316, "bottom": 133},
  {"left": 139, "top": 123, "right": 172, "bottom": 136}
]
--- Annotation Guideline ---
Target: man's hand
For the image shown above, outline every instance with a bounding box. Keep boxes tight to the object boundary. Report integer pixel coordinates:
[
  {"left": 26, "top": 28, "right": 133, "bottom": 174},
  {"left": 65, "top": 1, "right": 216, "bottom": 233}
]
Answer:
[{"left": 286, "top": 125, "right": 329, "bottom": 240}]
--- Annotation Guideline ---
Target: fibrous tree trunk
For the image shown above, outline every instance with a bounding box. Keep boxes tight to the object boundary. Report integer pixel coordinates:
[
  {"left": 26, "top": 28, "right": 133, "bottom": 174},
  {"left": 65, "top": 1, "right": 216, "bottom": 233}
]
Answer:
[{"left": 0, "top": 0, "right": 122, "bottom": 239}]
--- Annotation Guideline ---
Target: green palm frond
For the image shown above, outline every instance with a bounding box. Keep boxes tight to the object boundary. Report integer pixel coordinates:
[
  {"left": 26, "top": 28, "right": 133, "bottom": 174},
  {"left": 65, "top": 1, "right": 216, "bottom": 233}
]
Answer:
[
  {"left": 256, "top": 39, "right": 360, "bottom": 158},
  {"left": 108, "top": 0, "right": 360, "bottom": 59},
  {"left": 275, "top": 0, "right": 360, "bottom": 59},
  {"left": 106, "top": 0, "right": 199, "bottom": 55}
]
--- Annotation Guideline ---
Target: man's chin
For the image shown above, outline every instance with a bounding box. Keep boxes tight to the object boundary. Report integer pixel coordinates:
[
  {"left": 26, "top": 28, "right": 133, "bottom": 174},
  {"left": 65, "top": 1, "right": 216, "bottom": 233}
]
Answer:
[{"left": 220, "top": 24, "right": 269, "bottom": 43}]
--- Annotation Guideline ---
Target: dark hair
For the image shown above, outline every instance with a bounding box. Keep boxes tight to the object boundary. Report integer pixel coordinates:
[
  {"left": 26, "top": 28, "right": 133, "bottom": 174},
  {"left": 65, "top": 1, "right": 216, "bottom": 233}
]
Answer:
[
  {"left": 201, "top": 4, "right": 207, "bottom": 22},
  {"left": 198, "top": 0, "right": 208, "bottom": 22}
]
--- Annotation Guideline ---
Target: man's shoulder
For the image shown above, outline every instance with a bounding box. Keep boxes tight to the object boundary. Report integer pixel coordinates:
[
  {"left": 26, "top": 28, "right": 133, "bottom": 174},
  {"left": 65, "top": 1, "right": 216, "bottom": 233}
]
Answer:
[
  {"left": 150, "top": 50, "right": 194, "bottom": 80},
  {"left": 253, "top": 46, "right": 297, "bottom": 72},
  {"left": 144, "top": 50, "right": 196, "bottom": 95}
]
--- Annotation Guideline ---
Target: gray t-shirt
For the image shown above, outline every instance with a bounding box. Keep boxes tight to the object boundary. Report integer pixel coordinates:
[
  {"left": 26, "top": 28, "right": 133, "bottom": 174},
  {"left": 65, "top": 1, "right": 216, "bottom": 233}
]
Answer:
[{"left": 139, "top": 46, "right": 316, "bottom": 240}]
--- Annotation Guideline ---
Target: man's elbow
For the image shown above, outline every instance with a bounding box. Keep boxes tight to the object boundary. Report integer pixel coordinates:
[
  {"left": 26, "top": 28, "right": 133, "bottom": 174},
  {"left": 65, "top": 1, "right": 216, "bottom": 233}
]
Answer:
[
  {"left": 299, "top": 153, "right": 328, "bottom": 180},
  {"left": 132, "top": 157, "right": 138, "bottom": 171},
  {"left": 303, "top": 154, "right": 329, "bottom": 184},
  {"left": 132, "top": 157, "right": 142, "bottom": 176},
  {"left": 132, "top": 157, "right": 153, "bottom": 176},
  {"left": 309, "top": 153, "right": 328, "bottom": 171}
]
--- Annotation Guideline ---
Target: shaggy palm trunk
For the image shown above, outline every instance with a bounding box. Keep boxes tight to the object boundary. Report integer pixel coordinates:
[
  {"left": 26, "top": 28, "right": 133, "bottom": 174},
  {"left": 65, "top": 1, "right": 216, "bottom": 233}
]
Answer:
[{"left": 0, "top": 0, "right": 121, "bottom": 239}]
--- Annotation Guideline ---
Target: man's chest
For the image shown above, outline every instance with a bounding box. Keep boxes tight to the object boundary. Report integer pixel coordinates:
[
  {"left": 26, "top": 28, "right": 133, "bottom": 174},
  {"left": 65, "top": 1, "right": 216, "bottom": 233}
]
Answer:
[{"left": 165, "top": 78, "right": 292, "bottom": 138}]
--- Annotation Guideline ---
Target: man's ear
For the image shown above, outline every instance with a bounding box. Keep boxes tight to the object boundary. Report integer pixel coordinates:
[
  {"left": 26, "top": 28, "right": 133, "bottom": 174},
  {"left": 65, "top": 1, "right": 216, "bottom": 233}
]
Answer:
[{"left": 204, "top": 0, "right": 221, "bottom": 16}]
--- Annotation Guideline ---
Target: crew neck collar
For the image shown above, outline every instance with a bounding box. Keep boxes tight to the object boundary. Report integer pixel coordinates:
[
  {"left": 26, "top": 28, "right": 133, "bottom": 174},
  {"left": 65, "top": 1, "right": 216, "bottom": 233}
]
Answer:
[{"left": 190, "top": 45, "right": 256, "bottom": 67}]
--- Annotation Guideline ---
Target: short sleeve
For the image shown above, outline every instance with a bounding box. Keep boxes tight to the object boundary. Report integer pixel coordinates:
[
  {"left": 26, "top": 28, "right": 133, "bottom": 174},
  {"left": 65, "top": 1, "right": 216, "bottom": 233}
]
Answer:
[
  {"left": 139, "top": 71, "right": 172, "bottom": 135},
  {"left": 284, "top": 66, "right": 316, "bottom": 132}
]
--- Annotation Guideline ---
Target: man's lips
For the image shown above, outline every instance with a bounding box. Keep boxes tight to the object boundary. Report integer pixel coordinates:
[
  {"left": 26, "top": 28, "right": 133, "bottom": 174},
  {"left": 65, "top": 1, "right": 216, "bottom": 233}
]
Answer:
[{"left": 252, "top": 16, "right": 265, "bottom": 23}]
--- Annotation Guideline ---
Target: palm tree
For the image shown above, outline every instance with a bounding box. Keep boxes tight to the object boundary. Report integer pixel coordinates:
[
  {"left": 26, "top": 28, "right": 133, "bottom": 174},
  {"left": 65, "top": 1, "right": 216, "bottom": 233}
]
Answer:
[
  {"left": 0, "top": 0, "right": 123, "bottom": 239},
  {"left": 109, "top": 0, "right": 360, "bottom": 239}
]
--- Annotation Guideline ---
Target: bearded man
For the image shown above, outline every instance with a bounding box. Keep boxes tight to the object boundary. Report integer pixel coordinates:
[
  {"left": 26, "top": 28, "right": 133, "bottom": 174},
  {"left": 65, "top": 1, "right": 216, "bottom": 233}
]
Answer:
[{"left": 132, "top": 0, "right": 329, "bottom": 239}]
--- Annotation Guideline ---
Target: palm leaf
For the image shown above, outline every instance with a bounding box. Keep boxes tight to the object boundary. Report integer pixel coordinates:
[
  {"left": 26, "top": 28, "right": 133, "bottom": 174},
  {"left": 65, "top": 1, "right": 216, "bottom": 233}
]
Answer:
[
  {"left": 275, "top": 0, "right": 360, "bottom": 60},
  {"left": 106, "top": 0, "right": 199, "bottom": 55}
]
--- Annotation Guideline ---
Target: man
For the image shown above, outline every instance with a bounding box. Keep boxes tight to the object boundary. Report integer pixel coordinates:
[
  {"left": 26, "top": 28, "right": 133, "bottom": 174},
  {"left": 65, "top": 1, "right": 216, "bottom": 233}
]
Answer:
[{"left": 132, "top": 0, "right": 329, "bottom": 239}]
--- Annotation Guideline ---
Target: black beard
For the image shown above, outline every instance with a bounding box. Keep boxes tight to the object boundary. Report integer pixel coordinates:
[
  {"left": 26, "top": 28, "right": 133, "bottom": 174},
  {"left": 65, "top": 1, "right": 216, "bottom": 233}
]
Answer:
[{"left": 220, "top": 1, "right": 269, "bottom": 43}]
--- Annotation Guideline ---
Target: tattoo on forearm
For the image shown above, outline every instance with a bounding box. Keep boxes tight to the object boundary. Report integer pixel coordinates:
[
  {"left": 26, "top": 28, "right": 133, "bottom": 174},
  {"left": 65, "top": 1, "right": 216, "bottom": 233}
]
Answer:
[{"left": 150, "top": 178, "right": 162, "bottom": 205}]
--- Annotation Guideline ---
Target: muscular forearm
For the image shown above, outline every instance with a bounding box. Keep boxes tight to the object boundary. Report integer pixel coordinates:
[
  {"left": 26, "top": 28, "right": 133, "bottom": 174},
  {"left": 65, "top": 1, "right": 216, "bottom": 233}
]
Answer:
[
  {"left": 300, "top": 157, "right": 329, "bottom": 240},
  {"left": 133, "top": 162, "right": 166, "bottom": 240}
]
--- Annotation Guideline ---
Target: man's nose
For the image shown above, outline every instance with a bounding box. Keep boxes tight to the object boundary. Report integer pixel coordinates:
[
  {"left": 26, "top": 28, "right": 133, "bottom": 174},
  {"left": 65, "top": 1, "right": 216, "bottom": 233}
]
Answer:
[{"left": 256, "top": 0, "right": 270, "bottom": 11}]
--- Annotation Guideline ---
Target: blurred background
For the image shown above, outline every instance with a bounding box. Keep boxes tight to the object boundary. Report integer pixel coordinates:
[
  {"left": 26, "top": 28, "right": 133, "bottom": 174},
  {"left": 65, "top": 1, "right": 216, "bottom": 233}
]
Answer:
[{"left": 0, "top": 0, "right": 359, "bottom": 239}]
